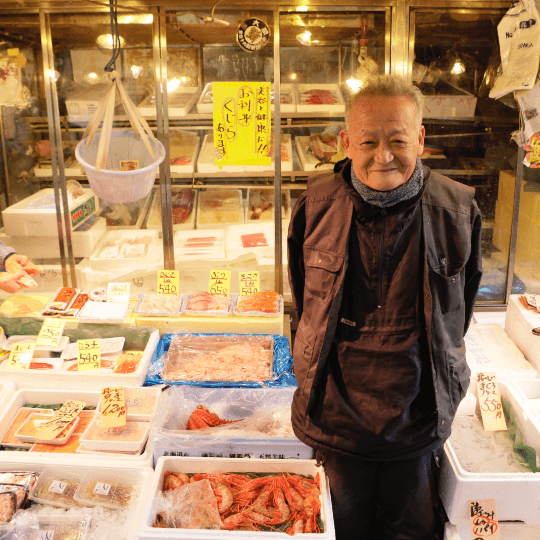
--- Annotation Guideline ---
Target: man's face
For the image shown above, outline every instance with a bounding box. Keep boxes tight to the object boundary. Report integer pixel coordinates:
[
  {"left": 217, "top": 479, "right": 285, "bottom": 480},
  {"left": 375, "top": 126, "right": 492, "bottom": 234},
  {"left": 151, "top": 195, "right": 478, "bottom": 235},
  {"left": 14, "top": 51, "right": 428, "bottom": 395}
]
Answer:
[{"left": 340, "top": 96, "right": 425, "bottom": 191}]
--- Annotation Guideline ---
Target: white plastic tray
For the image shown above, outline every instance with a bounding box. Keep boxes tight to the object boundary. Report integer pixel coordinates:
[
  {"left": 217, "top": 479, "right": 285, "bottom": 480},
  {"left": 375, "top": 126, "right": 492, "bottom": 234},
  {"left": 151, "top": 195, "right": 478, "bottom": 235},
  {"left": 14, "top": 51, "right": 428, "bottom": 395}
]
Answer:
[
  {"left": 295, "top": 83, "right": 346, "bottom": 114},
  {"left": 138, "top": 87, "right": 201, "bottom": 118},
  {"left": 271, "top": 83, "right": 296, "bottom": 113},
  {"left": 169, "top": 133, "right": 200, "bottom": 174},
  {"left": 74, "top": 470, "right": 141, "bottom": 509},
  {"left": 15, "top": 413, "right": 79, "bottom": 445},
  {"left": 196, "top": 188, "right": 244, "bottom": 230},
  {"left": 41, "top": 287, "right": 81, "bottom": 315},
  {"left": 245, "top": 188, "right": 291, "bottom": 222},
  {"left": 80, "top": 418, "right": 150, "bottom": 452},
  {"left": 145, "top": 188, "right": 198, "bottom": 231},
  {"left": 225, "top": 222, "right": 275, "bottom": 260},
  {"left": 295, "top": 135, "right": 335, "bottom": 171},
  {"left": 134, "top": 294, "right": 186, "bottom": 316},
  {"left": 183, "top": 293, "right": 232, "bottom": 317},
  {"left": 137, "top": 456, "right": 335, "bottom": 540},
  {"left": 3, "top": 334, "right": 70, "bottom": 352},
  {"left": 77, "top": 301, "right": 134, "bottom": 324},
  {"left": 174, "top": 229, "right": 226, "bottom": 260}
]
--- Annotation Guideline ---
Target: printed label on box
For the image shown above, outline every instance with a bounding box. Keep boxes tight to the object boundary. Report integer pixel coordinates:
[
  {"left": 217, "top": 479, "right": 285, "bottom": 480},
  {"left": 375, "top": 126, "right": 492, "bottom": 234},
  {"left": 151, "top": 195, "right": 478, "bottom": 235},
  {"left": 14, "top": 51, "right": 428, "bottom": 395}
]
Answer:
[
  {"left": 48, "top": 479, "right": 67, "bottom": 494},
  {"left": 70, "top": 196, "right": 96, "bottom": 228},
  {"left": 93, "top": 482, "right": 111, "bottom": 496}
]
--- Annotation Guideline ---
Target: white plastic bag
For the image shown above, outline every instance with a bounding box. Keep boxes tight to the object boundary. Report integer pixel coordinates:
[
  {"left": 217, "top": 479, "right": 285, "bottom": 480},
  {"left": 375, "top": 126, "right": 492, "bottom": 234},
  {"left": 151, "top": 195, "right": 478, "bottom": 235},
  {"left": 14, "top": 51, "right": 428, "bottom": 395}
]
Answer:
[{"left": 490, "top": 0, "right": 540, "bottom": 99}]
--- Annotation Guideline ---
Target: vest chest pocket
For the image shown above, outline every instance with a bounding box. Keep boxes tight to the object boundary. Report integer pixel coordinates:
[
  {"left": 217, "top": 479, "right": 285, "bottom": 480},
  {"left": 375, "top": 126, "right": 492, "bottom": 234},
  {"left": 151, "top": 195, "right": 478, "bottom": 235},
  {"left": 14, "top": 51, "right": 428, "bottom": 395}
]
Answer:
[
  {"left": 428, "top": 258, "right": 466, "bottom": 316},
  {"left": 304, "top": 248, "right": 343, "bottom": 301}
]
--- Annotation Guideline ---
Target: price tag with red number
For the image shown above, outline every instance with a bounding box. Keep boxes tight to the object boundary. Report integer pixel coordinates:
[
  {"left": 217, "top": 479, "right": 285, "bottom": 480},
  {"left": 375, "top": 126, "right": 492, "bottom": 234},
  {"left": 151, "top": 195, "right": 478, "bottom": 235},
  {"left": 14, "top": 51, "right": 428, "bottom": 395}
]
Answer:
[
  {"left": 209, "top": 269, "right": 231, "bottom": 296},
  {"left": 157, "top": 270, "right": 179, "bottom": 296},
  {"left": 77, "top": 339, "right": 101, "bottom": 372},
  {"left": 477, "top": 372, "right": 507, "bottom": 431},
  {"left": 100, "top": 386, "right": 126, "bottom": 428},
  {"left": 239, "top": 271, "right": 260, "bottom": 296}
]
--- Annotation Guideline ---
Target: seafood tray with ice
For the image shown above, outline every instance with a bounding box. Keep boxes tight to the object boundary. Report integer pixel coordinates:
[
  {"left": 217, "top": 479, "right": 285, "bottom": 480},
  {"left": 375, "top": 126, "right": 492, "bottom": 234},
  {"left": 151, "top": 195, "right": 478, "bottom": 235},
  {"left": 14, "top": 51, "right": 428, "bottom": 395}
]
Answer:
[
  {"left": 138, "top": 456, "right": 335, "bottom": 540},
  {"left": 152, "top": 386, "right": 313, "bottom": 461},
  {"left": 295, "top": 83, "right": 345, "bottom": 113},
  {"left": 184, "top": 293, "right": 232, "bottom": 316},
  {"left": 146, "top": 333, "right": 296, "bottom": 388},
  {"left": 226, "top": 222, "right": 275, "bottom": 260},
  {"left": 134, "top": 293, "right": 186, "bottom": 316},
  {"left": 439, "top": 380, "right": 540, "bottom": 537}
]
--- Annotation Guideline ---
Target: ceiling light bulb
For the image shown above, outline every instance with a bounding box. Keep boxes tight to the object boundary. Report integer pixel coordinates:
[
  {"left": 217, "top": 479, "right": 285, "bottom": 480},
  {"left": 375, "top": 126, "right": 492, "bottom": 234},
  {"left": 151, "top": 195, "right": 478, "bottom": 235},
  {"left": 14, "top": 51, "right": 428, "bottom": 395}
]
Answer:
[
  {"left": 346, "top": 77, "right": 363, "bottom": 91},
  {"left": 296, "top": 30, "right": 312, "bottom": 46},
  {"left": 96, "top": 34, "right": 126, "bottom": 49},
  {"left": 88, "top": 72, "right": 98, "bottom": 79},
  {"left": 167, "top": 78, "right": 181, "bottom": 92},
  {"left": 296, "top": 6, "right": 308, "bottom": 11},
  {"left": 451, "top": 60, "right": 465, "bottom": 75},
  {"left": 131, "top": 65, "right": 143, "bottom": 79}
]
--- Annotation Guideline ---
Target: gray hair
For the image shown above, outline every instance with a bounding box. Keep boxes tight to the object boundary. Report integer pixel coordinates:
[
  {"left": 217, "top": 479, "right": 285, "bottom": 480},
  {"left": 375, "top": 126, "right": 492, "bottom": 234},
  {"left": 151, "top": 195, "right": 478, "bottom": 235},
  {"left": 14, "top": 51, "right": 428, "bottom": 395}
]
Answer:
[{"left": 345, "top": 74, "right": 424, "bottom": 130}]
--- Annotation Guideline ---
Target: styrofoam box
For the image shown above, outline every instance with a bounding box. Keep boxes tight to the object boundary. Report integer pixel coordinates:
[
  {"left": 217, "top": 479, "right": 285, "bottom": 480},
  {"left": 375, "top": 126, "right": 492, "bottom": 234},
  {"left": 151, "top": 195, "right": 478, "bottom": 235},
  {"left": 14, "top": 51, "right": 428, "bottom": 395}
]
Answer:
[
  {"left": 0, "top": 381, "right": 15, "bottom": 411},
  {"left": 196, "top": 134, "right": 245, "bottom": 173},
  {"left": 507, "top": 379, "right": 540, "bottom": 422},
  {"left": 145, "top": 188, "right": 198, "bottom": 232},
  {"left": 244, "top": 133, "right": 294, "bottom": 173},
  {"left": 65, "top": 83, "right": 121, "bottom": 123},
  {"left": 195, "top": 82, "right": 214, "bottom": 114},
  {"left": 169, "top": 133, "right": 200, "bottom": 174},
  {"left": 0, "top": 216, "right": 106, "bottom": 259},
  {"left": 444, "top": 521, "right": 540, "bottom": 540},
  {"left": 295, "top": 135, "right": 335, "bottom": 172},
  {"left": 33, "top": 161, "right": 84, "bottom": 177},
  {"left": 0, "top": 388, "right": 154, "bottom": 467},
  {"left": 137, "top": 456, "right": 335, "bottom": 540},
  {"left": 226, "top": 222, "right": 275, "bottom": 260},
  {"left": 196, "top": 188, "right": 244, "bottom": 230},
  {"left": 0, "top": 459, "right": 153, "bottom": 540},
  {"left": 138, "top": 87, "right": 201, "bottom": 118},
  {"left": 2, "top": 188, "right": 99, "bottom": 237},
  {"left": 295, "top": 83, "right": 346, "bottom": 114},
  {"left": 0, "top": 327, "right": 159, "bottom": 391},
  {"left": 422, "top": 95, "right": 477, "bottom": 119},
  {"left": 505, "top": 295, "right": 540, "bottom": 373},
  {"left": 89, "top": 229, "right": 159, "bottom": 271},
  {"left": 245, "top": 188, "right": 291, "bottom": 223},
  {"left": 439, "top": 381, "right": 540, "bottom": 539},
  {"left": 465, "top": 323, "right": 537, "bottom": 379}
]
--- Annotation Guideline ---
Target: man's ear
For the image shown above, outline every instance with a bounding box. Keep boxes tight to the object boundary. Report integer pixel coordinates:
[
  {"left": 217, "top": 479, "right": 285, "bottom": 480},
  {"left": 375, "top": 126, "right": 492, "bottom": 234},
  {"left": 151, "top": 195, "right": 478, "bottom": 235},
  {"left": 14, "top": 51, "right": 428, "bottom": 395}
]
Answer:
[
  {"left": 340, "top": 130, "right": 351, "bottom": 156},
  {"left": 417, "top": 125, "right": 426, "bottom": 157}
]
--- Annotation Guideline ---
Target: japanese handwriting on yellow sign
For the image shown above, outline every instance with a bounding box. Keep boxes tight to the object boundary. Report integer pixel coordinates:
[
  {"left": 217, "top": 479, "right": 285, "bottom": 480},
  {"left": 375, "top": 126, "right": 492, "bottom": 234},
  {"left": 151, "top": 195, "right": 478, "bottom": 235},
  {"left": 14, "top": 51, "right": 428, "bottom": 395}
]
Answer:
[
  {"left": 107, "top": 282, "right": 130, "bottom": 304},
  {"left": 8, "top": 342, "right": 35, "bottom": 369},
  {"left": 213, "top": 82, "right": 271, "bottom": 168},
  {"left": 36, "top": 318, "right": 66, "bottom": 347},
  {"left": 208, "top": 269, "right": 231, "bottom": 297},
  {"left": 157, "top": 270, "right": 180, "bottom": 296},
  {"left": 239, "top": 271, "right": 260, "bottom": 296},
  {"left": 101, "top": 386, "right": 126, "bottom": 428},
  {"left": 35, "top": 400, "right": 86, "bottom": 441},
  {"left": 77, "top": 339, "right": 101, "bottom": 372},
  {"left": 476, "top": 372, "right": 507, "bottom": 431}
]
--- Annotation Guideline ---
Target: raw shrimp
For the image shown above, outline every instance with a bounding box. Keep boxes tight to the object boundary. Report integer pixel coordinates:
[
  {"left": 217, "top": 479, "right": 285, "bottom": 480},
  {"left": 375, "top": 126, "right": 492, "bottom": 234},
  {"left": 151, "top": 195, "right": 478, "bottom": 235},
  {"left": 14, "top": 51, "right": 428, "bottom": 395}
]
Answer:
[
  {"left": 163, "top": 472, "right": 190, "bottom": 491},
  {"left": 214, "top": 482, "right": 234, "bottom": 513}
]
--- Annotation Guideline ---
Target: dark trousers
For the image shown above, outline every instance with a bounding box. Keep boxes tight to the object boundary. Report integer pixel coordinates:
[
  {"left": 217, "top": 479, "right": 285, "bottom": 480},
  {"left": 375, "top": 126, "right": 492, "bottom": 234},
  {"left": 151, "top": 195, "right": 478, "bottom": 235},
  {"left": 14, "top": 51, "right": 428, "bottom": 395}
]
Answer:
[{"left": 320, "top": 449, "right": 442, "bottom": 540}]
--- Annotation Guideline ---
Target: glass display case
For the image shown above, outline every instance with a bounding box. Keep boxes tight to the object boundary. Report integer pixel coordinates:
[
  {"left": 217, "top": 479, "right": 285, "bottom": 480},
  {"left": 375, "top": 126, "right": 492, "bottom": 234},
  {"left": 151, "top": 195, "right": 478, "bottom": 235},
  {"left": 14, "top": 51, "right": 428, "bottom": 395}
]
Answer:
[{"left": 0, "top": 1, "right": 527, "bottom": 309}]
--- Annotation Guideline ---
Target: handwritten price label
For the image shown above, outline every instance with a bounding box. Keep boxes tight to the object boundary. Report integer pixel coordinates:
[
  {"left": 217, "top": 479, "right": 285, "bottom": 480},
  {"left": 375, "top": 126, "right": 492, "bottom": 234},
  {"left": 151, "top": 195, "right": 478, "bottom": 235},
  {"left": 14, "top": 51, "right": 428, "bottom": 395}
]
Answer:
[
  {"left": 239, "top": 271, "right": 260, "bottom": 296},
  {"left": 469, "top": 499, "right": 500, "bottom": 540},
  {"left": 35, "top": 400, "right": 86, "bottom": 441},
  {"left": 209, "top": 269, "right": 231, "bottom": 296},
  {"left": 477, "top": 373, "right": 507, "bottom": 432},
  {"left": 101, "top": 386, "right": 126, "bottom": 428},
  {"left": 77, "top": 339, "right": 101, "bottom": 372},
  {"left": 8, "top": 342, "right": 35, "bottom": 369},
  {"left": 157, "top": 270, "right": 179, "bottom": 296},
  {"left": 36, "top": 318, "right": 66, "bottom": 347},
  {"left": 107, "top": 282, "right": 130, "bottom": 304}
]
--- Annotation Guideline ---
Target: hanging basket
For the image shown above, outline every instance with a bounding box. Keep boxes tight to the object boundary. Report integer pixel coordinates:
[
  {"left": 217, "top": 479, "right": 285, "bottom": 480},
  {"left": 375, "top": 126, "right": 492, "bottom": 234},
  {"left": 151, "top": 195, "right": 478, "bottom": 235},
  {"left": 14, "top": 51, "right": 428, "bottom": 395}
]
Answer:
[{"left": 76, "top": 130, "right": 164, "bottom": 203}]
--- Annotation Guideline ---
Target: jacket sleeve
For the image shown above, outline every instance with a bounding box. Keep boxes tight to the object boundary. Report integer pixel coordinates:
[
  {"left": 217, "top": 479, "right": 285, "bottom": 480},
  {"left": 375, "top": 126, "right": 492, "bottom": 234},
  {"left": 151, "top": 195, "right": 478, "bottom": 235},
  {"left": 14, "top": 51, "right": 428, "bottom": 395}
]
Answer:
[
  {"left": 0, "top": 241, "right": 15, "bottom": 272},
  {"left": 287, "top": 193, "right": 307, "bottom": 322},
  {"left": 463, "top": 199, "right": 483, "bottom": 335}
]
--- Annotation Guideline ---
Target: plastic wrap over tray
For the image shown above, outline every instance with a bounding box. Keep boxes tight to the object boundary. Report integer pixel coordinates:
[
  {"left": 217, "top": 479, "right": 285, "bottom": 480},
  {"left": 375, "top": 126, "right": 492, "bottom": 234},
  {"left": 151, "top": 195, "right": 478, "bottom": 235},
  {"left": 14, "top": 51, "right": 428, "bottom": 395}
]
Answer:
[{"left": 146, "top": 333, "right": 296, "bottom": 388}]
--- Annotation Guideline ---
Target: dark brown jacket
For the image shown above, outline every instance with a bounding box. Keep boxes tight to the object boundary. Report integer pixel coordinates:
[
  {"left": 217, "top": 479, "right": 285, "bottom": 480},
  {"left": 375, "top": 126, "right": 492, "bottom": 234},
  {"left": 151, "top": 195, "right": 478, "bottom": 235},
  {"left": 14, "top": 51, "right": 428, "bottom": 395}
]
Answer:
[{"left": 288, "top": 160, "right": 483, "bottom": 455}]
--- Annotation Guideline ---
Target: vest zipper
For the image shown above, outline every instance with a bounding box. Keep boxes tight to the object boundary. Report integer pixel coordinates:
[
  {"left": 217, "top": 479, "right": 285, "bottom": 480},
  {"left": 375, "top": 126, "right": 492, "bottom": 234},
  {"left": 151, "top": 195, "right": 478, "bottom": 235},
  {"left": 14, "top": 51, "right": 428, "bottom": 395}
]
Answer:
[{"left": 378, "top": 210, "right": 386, "bottom": 308}]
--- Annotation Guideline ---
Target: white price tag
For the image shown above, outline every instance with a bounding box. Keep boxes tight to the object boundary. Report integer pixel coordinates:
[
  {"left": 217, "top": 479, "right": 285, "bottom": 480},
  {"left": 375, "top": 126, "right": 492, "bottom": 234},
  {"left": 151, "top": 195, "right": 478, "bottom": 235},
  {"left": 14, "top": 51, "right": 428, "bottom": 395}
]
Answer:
[
  {"left": 37, "top": 531, "right": 55, "bottom": 540},
  {"left": 93, "top": 482, "right": 111, "bottom": 496},
  {"left": 48, "top": 480, "right": 67, "bottom": 494}
]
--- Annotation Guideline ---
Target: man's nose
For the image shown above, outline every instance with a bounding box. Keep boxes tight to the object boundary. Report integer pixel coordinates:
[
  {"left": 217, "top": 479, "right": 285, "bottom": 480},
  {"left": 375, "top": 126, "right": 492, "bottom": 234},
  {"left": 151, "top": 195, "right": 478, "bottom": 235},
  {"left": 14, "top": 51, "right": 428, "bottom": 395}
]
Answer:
[{"left": 374, "top": 142, "right": 393, "bottom": 164}]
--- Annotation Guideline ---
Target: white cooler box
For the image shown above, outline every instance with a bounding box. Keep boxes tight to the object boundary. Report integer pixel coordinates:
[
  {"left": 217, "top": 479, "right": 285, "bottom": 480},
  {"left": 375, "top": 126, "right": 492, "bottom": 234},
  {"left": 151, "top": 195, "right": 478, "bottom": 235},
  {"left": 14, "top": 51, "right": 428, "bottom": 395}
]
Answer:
[
  {"left": 465, "top": 323, "right": 538, "bottom": 379},
  {"left": 505, "top": 294, "right": 540, "bottom": 373},
  {"left": 2, "top": 188, "right": 99, "bottom": 237},
  {"left": 136, "top": 456, "right": 335, "bottom": 540},
  {"left": 444, "top": 521, "right": 540, "bottom": 540},
  {"left": 439, "top": 380, "right": 540, "bottom": 539},
  {"left": 0, "top": 215, "right": 106, "bottom": 259}
]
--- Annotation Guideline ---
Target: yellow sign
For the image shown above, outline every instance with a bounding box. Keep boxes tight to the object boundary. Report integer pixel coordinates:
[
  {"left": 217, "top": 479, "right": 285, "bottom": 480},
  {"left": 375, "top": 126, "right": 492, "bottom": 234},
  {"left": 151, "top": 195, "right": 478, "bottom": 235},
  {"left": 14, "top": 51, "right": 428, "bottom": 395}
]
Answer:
[
  {"left": 101, "top": 386, "right": 126, "bottom": 428},
  {"left": 209, "top": 269, "right": 231, "bottom": 297},
  {"left": 36, "top": 318, "right": 66, "bottom": 347},
  {"left": 35, "top": 400, "right": 86, "bottom": 441},
  {"left": 107, "top": 282, "right": 130, "bottom": 303},
  {"left": 77, "top": 339, "right": 101, "bottom": 372},
  {"left": 476, "top": 372, "right": 507, "bottom": 431},
  {"left": 469, "top": 499, "right": 500, "bottom": 540},
  {"left": 213, "top": 82, "right": 271, "bottom": 168},
  {"left": 7, "top": 48, "right": 19, "bottom": 56},
  {"left": 8, "top": 342, "right": 35, "bottom": 369},
  {"left": 157, "top": 270, "right": 180, "bottom": 296},
  {"left": 239, "top": 271, "right": 260, "bottom": 296}
]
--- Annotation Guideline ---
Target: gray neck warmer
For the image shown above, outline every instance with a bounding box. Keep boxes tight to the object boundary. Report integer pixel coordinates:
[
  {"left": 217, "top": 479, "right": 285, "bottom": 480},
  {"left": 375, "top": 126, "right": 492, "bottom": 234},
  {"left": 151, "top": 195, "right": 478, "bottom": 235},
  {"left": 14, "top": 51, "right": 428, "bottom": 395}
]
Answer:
[{"left": 350, "top": 157, "right": 424, "bottom": 208}]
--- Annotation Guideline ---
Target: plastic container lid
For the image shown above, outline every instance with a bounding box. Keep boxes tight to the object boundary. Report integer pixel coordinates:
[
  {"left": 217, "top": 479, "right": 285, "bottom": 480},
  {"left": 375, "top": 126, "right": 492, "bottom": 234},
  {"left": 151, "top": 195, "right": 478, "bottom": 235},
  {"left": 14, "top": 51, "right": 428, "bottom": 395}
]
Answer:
[
  {"left": 79, "top": 418, "right": 149, "bottom": 452},
  {"left": 31, "top": 467, "right": 87, "bottom": 509},
  {"left": 74, "top": 472, "right": 138, "bottom": 509},
  {"left": 15, "top": 412, "right": 79, "bottom": 445},
  {"left": 77, "top": 301, "right": 133, "bottom": 323},
  {"left": 37, "top": 514, "right": 92, "bottom": 540},
  {"left": 61, "top": 337, "right": 125, "bottom": 360}
]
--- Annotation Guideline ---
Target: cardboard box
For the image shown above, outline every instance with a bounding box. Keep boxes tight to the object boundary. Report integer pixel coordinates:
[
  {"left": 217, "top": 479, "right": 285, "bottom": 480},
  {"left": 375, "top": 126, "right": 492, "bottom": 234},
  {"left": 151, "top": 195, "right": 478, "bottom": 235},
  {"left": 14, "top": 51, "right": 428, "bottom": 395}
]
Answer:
[{"left": 422, "top": 95, "right": 477, "bottom": 118}]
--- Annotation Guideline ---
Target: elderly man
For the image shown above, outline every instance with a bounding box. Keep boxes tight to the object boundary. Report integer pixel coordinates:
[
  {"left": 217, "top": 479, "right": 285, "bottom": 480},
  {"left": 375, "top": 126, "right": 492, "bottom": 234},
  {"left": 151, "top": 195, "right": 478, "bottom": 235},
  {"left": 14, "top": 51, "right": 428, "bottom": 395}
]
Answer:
[{"left": 288, "top": 74, "right": 482, "bottom": 540}]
